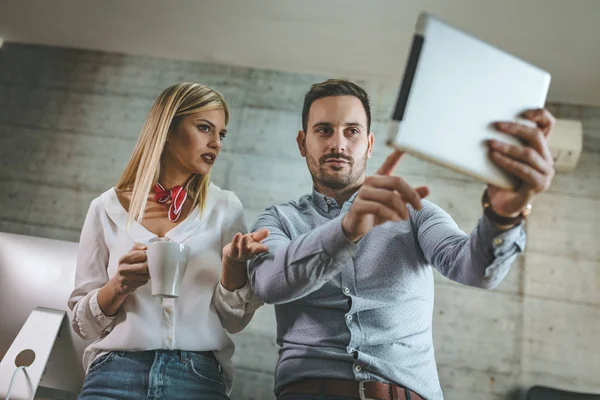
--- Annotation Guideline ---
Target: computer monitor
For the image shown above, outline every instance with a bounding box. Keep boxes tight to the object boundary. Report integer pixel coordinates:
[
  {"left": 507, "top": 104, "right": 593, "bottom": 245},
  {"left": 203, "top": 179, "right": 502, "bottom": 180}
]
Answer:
[{"left": 0, "top": 231, "right": 90, "bottom": 398}]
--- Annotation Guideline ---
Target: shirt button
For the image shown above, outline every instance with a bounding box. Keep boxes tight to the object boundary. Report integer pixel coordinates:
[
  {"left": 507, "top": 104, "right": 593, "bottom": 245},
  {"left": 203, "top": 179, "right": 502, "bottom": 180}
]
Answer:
[
  {"left": 346, "top": 314, "right": 353, "bottom": 321},
  {"left": 324, "top": 205, "right": 329, "bottom": 212},
  {"left": 348, "top": 347, "right": 355, "bottom": 353},
  {"left": 326, "top": 199, "right": 331, "bottom": 205},
  {"left": 343, "top": 287, "right": 350, "bottom": 294},
  {"left": 354, "top": 365, "right": 362, "bottom": 372},
  {"left": 167, "top": 335, "right": 173, "bottom": 341},
  {"left": 493, "top": 238, "right": 504, "bottom": 246}
]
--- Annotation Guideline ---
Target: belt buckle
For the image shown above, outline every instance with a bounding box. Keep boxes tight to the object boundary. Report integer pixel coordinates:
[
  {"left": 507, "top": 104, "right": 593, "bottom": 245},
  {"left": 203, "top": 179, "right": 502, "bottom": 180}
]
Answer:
[{"left": 358, "top": 381, "right": 377, "bottom": 400}]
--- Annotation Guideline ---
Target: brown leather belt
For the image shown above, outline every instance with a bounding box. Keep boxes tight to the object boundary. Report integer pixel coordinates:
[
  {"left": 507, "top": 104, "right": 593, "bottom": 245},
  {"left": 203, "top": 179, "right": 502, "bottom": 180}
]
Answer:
[{"left": 280, "top": 378, "right": 424, "bottom": 400}]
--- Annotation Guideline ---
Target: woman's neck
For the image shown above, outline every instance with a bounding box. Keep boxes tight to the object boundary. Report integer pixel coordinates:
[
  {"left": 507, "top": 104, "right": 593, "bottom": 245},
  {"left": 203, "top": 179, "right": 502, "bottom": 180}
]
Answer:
[{"left": 158, "top": 163, "right": 192, "bottom": 190}]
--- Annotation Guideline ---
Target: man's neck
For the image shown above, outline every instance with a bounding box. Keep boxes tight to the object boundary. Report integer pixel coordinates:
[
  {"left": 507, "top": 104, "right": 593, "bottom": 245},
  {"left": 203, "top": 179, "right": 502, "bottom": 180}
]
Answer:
[{"left": 313, "top": 180, "right": 363, "bottom": 205}]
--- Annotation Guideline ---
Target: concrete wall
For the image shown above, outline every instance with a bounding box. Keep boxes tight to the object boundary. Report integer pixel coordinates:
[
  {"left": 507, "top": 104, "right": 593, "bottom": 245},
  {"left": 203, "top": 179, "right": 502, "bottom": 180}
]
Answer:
[{"left": 0, "top": 44, "right": 598, "bottom": 399}]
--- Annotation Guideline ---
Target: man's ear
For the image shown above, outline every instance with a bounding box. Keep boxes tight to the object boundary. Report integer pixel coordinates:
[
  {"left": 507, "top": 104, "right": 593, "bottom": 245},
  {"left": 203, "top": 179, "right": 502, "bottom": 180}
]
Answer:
[
  {"left": 297, "top": 130, "right": 307, "bottom": 157},
  {"left": 367, "top": 131, "right": 374, "bottom": 159}
]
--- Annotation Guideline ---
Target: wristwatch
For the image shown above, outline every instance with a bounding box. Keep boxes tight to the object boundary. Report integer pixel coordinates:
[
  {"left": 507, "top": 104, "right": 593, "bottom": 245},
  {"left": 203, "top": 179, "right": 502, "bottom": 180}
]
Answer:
[{"left": 481, "top": 189, "right": 532, "bottom": 226}]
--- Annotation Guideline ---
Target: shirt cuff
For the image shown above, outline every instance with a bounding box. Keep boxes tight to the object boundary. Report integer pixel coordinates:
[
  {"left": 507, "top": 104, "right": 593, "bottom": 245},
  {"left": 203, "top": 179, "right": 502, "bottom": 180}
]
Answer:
[
  {"left": 473, "top": 215, "right": 526, "bottom": 287},
  {"left": 216, "top": 280, "right": 264, "bottom": 312},
  {"left": 480, "top": 214, "right": 527, "bottom": 256},
  {"left": 320, "top": 217, "right": 358, "bottom": 261},
  {"left": 88, "top": 289, "right": 118, "bottom": 325}
]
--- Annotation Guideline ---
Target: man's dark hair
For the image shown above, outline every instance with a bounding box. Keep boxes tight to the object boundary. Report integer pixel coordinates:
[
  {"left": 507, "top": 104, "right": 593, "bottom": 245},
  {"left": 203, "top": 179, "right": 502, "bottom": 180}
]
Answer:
[{"left": 302, "top": 79, "right": 371, "bottom": 132}]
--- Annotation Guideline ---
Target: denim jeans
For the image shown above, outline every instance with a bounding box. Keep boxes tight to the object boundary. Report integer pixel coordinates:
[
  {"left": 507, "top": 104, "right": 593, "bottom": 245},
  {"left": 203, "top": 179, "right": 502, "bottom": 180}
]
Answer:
[{"left": 78, "top": 350, "right": 228, "bottom": 400}]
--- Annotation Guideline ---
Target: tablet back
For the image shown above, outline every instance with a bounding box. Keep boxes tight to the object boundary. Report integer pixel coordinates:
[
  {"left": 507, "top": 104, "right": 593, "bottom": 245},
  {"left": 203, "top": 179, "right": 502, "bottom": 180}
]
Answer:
[{"left": 387, "top": 13, "right": 551, "bottom": 189}]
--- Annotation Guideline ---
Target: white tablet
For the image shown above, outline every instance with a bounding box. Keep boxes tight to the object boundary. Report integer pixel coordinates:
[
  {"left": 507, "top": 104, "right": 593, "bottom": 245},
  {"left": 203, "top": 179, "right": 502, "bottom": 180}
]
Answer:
[{"left": 386, "top": 13, "right": 551, "bottom": 190}]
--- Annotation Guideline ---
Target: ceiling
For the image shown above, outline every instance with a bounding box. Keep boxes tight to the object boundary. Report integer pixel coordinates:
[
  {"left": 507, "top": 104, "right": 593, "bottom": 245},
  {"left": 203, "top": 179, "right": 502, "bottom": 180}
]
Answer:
[{"left": 1, "top": 0, "right": 599, "bottom": 107}]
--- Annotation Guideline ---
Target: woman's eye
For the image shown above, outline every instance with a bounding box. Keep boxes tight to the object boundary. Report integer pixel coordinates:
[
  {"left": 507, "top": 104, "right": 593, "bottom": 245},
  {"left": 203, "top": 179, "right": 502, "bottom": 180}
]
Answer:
[
  {"left": 198, "top": 124, "right": 210, "bottom": 132},
  {"left": 219, "top": 132, "right": 227, "bottom": 140}
]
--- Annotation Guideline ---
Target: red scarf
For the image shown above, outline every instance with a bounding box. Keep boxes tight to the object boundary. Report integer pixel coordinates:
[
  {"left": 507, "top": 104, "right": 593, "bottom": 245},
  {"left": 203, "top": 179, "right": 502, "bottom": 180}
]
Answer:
[{"left": 154, "top": 182, "right": 187, "bottom": 222}]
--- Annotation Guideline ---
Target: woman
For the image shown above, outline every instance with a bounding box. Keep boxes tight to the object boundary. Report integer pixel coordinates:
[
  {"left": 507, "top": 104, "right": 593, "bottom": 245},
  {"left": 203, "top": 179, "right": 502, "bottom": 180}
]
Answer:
[{"left": 68, "top": 83, "right": 268, "bottom": 399}]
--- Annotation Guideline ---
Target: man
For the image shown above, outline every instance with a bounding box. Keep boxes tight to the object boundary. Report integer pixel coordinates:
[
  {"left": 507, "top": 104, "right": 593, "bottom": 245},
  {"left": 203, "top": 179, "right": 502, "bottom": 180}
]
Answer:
[{"left": 248, "top": 79, "right": 555, "bottom": 400}]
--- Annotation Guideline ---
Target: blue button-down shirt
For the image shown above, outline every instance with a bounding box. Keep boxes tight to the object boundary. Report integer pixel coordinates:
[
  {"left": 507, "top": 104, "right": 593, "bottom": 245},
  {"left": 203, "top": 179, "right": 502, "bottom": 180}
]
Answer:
[{"left": 249, "top": 188, "right": 525, "bottom": 399}]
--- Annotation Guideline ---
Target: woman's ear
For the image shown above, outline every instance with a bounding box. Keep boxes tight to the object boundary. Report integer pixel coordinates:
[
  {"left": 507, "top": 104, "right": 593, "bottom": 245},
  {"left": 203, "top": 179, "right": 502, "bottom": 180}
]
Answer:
[{"left": 166, "top": 117, "right": 181, "bottom": 143}]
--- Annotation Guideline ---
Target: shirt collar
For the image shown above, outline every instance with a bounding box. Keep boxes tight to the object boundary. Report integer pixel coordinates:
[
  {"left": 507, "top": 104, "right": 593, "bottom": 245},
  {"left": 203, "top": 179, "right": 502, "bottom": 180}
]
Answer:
[
  {"left": 101, "top": 183, "right": 222, "bottom": 243},
  {"left": 311, "top": 187, "right": 359, "bottom": 213}
]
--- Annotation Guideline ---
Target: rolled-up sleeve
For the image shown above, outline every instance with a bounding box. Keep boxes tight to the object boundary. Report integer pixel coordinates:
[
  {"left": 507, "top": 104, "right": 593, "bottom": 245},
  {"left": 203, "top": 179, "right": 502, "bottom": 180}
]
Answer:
[
  {"left": 212, "top": 192, "right": 264, "bottom": 333},
  {"left": 212, "top": 280, "right": 264, "bottom": 334},
  {"left": 68, "top": 198, "right": 116, "bottom": 339},
  {"left": 414, "top": 200, "right": 526, "bottom": 289}
]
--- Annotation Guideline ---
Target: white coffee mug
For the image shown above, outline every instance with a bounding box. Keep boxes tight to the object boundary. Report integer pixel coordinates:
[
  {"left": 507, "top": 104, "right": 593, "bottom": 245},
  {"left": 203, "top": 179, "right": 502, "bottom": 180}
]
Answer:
[{"left": 146, "top": 239, "right": 190, "bottom": 298}]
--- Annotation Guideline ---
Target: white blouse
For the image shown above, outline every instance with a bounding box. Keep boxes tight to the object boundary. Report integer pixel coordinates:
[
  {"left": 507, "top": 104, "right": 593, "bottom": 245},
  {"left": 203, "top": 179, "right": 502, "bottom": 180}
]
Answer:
[{"left": 68, "top": 183, "right": 263, "bottom": 394}]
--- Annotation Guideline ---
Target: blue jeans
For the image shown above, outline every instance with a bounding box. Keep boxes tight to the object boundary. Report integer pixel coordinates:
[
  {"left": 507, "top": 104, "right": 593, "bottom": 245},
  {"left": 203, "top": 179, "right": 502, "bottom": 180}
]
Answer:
[{"left": 78, "top": 350, "right": 228, "bottom": 400}]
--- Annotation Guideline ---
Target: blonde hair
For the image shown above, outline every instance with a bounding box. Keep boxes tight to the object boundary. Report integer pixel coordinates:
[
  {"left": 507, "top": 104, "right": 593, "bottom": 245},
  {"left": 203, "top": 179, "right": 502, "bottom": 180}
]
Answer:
[{"left": 116, "top": 82, "right": 229, "bottom": 226}]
